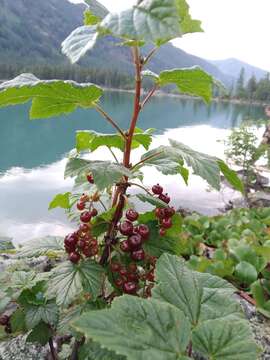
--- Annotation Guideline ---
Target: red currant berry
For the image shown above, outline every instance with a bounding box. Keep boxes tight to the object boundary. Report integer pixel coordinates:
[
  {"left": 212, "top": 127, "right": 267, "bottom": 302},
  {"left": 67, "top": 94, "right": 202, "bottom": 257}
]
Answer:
[
  {"left": 69, "top": 252, "right": 81, "bottom": 264},
  {"left": 87, "top": 174, "right": 94, "bottom": 184},
  {"left": 90, "top": 239, "right": 98, "bottom": 247},
  {"left": 64, "top": 234, "right": 77, "bottom": 252},
  {"left": 82, "top": 246, "right": 91, "bottom": 257},
  {"left": 90, "top": 246, "right": 99, "bottom": 256},
  {"left": 79, "top": 224, "right": 89, "bottom": 233},
  {"left": 159, "top": 193, "right": 170, "bottom": 204},
  {"left": 159, "top": 228, "right": 166, "bottom": 236},
  {"left": 165, "top": 207, "right": 175, "bottom": 218},
  {"left": 128, "top": 263, "right": 137, "bottom": 273},
  {"left": 91, "top": 208, "right": 98, "bottom": 217},
  {"left": 119, "top": 268, "right": 128, "bottom": 277},
  {"left": 155, "top": 208, "right": 166, "bottom": 219},
  {"left": 119, "top": 221, "right": 134, "bottom": 236},
  {"left": 127, "top": 272, "right": 139, "bottom": 282},
  {"left": 137, "top": 224, "right": 150, "bottom": 240},
  {"left": 131, "top": 249, "right": 145, "bottom": 261},
  {"left": 80, "top": 211, "right": 92, "bottom": 223},
  {"left": 115, "top": 278, "right": 123, "bottom": 288},
  {"left": 128, "top": 234, "right": 143, "bottom": 250},
  {"left": 77, "top": 202, "right": 85, "bottom": 211},
  {"left": 111, "top": 263, "right": 121, "bottom": 272},
  {"left": 126, "top": 209, "right": 139, "bottom": 222},
  {"left": 123, "top": 282, "right": 137, "bottom": 294},
  {"left": 0, "top": 315, "right": 9, "bottom": 326},
  {"left": 152, "top": 184, "right": 163, "bottom": 195},
  {"left": 120, "top": 240, "right": 130, "bottom": 253},
  {"left": 146, "top": 271, "right": 155, "bottom": 282},
  {"left": 161, "top": 217, "right": 172, "bottom": 229}
]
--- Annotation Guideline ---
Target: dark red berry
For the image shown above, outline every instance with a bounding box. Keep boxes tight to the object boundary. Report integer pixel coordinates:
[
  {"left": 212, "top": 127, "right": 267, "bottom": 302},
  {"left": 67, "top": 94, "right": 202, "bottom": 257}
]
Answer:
[
  {"left": 146, "top": 270, "right": 155, "bottom": 282},
  {"left": 91, "top": 208, "right": 98, "bottom": 217},
  {"left": 119, "top": 221, "right": 134, "bottom": 236},
  {"left": 119, "top": 268, "right": 128, "bottom": 277},
  {"left": 128, "top": 263, "right": 137, "bottom": 273},
  {"left": 155, "top": 208, "right": 166, "bottom": 219},
  {"left": 123, "top": 282, "right": 137, "bottom": 294},
  {"left": 115, "top": 278, "right": 123, "bottom": 288},
  {"left": 90, "top": 239, "right": 98, "bottom": 247},
  {"left": 126, "top": 209, "right": 139, "bottom": 222},
  {"left": 82, "top": 246, "right": 91, "bottom": 257},
  {"left": 159, "top": 228, "right": 166, "bottom": 236},
  {"left": 80, "top": 211, "right": 92, "bottom": 223},
  {"left": 127, "top": 272, "right": 139, "bottom": 282},
  {"left": 120, "top": 240, "right": 130, "bottom": 253},
  {"left": 111, "top": 263, "right": 121, "bottom": 272},
  {"left": 79, "top": 224, "right": 89, "bottom": 233},
  {"left": 90, "top": 246, "right": 99, "bottom": 256},
  {"left": 161, "top": 217, "right": 172, "bottom": 229},
  {"left": 152, "top": 184, "right": 163, "bottom": 195},
  {"left": 69, "top": 252, "right": 81, "bottom": 264},
  {"left": 128, "top": 234, "right": 143, "bottom": 250},
  {"left": 159, "top": 193, "right": 170, "bottom": 204},
  {"left": 0, "top": 315, "right": 9, "bottom": 326},
  {"left": 165, "top": 207, "right": 175, "bottom": 218},
  {"left": 131, "top": 249, "right": 145, "bottom": 261},
  {"left": 137, "top": 224, "right": 150, "bottom": 240},
  {"left": 77, "top": 240, "right": 86, "bottom": 249},
  {"left": 77, "top": 202, "right": 85, "bottom": 211},
  {"left": 87, "top": 174, "right": 94, "bottom": 184},
  {"left": 64, "top": 234, "right": 77, "bottom": 252}
]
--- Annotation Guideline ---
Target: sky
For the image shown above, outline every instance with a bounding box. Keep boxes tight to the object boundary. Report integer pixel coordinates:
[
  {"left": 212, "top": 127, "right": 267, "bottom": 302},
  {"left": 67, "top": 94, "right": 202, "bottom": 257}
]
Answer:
[{"left": 72, "top": 0, "right": 270, "bottom": 71}]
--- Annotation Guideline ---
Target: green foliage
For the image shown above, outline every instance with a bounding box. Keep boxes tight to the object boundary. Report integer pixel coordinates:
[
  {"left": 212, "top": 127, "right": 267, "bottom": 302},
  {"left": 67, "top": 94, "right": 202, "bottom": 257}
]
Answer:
[
  {"left": 26, "top": 321, "right": 53, "bottom": 346},
  {"left": 49, "top": 192, "right": 72, "bottom": 210},
  {"left": 84, "top": 10, "right": 101, "bottom": 26},
  {"left": 0, "top": 236, "right": 15, "bottom": 251},
  {"left": 16, "top": 236, "right": 64, "bottom": 258},
  {"left": 0, "top": 74, "right": 103, "bottom": 118}
]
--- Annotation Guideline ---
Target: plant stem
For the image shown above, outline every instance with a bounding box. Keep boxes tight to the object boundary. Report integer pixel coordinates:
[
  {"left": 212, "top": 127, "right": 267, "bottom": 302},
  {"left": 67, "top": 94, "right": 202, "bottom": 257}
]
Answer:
[
  {"left": 188, "top": 342, "right": 193, "bottom": 357},
  {"left": 143, "top": 47, "right": 158, "bottom": 65},
  {"left": 49, "top": 337, "right": 57, "bottom": 360},
  {"left": 95, "top": 104, "right": 126, "bottom": 139},
  {"left": 70, "top": 338, "right": 85, "bottom": 360},
  {"left": 128, "top": 182, "right": 152, "bottom": 195},
  {"left": 141, "top": 85, "right": 158, "bottom": 109},
  {"left": 107, "top": 146, "right": 119, "bottom": 163}
]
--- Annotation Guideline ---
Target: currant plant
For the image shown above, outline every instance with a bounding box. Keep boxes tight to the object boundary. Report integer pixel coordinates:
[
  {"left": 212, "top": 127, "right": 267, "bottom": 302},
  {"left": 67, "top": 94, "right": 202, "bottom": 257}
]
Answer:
[{"left": 0, "top": 0, "right": 258, "bottom": 359}]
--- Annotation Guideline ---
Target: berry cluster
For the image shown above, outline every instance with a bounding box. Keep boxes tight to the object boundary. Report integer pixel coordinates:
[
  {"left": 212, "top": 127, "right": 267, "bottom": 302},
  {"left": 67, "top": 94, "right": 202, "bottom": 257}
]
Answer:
[
  {"left": 152, "top": 184, "right": 175, "bottom": 236},
  {"left": 64, "top": 193, "right": 99, "bottom": 264},
  {"left": 0, "top": 314, "right": 11, "bottom": 334},
  {"left": 119, "top": 209, "right": 150, "bottom": 262}
]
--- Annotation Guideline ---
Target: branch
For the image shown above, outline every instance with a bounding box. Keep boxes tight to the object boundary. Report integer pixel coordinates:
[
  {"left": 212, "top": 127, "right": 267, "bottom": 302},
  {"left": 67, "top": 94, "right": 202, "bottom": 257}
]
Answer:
[
  {"left": 128, "top": 182, "right": 152, "bottom": 195},
  {"left": 141, "top": 84, "right": 159, "bottom": 109},
  {"left": 143, "top": 47, "right": 158, "bottom": 65},
  {"left": 107, "top": 146, "right": 119, "bottom": 164},
  {"left": 95, "top": 104, "right": 126, "bottom": 139},
  {"left": 132, "top": 150, "right": 164, "bottom": 169}
]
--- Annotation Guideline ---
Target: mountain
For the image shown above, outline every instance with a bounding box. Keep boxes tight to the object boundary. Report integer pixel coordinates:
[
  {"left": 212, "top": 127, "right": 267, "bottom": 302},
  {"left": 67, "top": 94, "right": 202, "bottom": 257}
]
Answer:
[
  {"left": 211, "top": 58, "right": 268, "bottom": 83},
  {"left": 0, "top": 0, "right": 232, "bottom": 86}
]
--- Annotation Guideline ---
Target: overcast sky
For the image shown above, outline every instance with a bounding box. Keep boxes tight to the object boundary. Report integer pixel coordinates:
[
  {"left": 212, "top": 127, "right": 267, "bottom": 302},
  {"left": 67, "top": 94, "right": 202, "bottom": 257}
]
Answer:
[{"left": 72, "top": 0, "right": 270, "bottom": 71}]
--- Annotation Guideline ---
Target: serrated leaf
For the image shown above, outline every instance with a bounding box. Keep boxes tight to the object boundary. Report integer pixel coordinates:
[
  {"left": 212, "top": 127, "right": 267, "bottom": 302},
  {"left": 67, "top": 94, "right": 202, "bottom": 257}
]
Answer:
[
  {"left": 153, "top": 254, "right": 203, "bottom": 325},
  {"left": 0, "top": 290, "right": 10, "bottom": 313},
  {"left": 235, "top": 261, "right": 258, "bottom": 285},
  {"left": 76, "top": 128, "right": 153, "bottom": 153},
  {"left": 101, "top": 0, "right": 182, "bottom": 46},
  {"left": 65, "top": 158, "right": 133, "bottom": 190},
  {"left": 10, "top": 309, "right": 26, "bottom": 333},
  {"left": 192, "top": 319, "right": 259, "bottom": 360},
  {"left": 73, "top": 295, "right": 191, "bottom": 360},
  {"left": 217, "top": 160, "right": 244, "bottom": 193},
  {"left": 62, "top": 25, "right": 99, "bottom": 64},
  {"left": 79, "top": 341, "right": 126, "bottom": 360},
  {"left": 49, "top": 192, "right": 71, "bottom": 210},
  {"left": 26, "top": 321, "right": 53, "bottom": 346},
  {"left": 158, "top": 67, "right": 213, "bottom": 103},
  {"left": 176, "top": 0, "right": 203, "bottom": 34},
  {"left": 136, "top": 193, "right": 168, "bottom": 208},
  {"left": 16, "top": 236, "right": 64, "bottom": 258},
  {"left": 47, "top": 260, "right": 104, "bottom": 307},
  {"left": 25, "top": 302, "right": 59, "bottom": 329},
  {"left": 84, "top": 9, "right": 101, "bottom": 26},
  {"left": 0, "top": 74, "right": 102, "bottom": 118},
  {"left": 10, "top": 271, "right": 38, "bottom": 291}
]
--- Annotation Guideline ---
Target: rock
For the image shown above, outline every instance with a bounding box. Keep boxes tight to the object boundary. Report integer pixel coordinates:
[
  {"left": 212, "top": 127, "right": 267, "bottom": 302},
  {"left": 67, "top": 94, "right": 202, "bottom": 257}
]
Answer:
[{"left": 0, "top": 335, "right": 49, "bottom": 360}]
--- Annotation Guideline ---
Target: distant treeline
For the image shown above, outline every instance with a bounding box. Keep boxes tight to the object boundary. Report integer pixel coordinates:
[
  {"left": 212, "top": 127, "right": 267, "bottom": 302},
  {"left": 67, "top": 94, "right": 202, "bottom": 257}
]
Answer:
[
  {"left": 229, "top": 67, "right": 270, "bottom": 102},
  {"left": 0, "top": 63, "right": 138, "bottom": 90}
]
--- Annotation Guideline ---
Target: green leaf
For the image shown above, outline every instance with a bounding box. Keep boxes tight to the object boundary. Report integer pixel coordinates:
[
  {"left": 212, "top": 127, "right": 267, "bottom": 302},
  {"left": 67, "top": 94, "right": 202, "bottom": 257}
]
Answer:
[
  {"left": 153, "top": 254, "right": 203, "bottom": 325},
  {"left": 176, "top": 0, "right": 203, "bottom": 34},
  {"left": 26, "top": 321, "right": 53, "bottom": 346},
  {"left": 0, "top": 290, "right": 10, "bottom": 313},
  {"left": 78, "top": 341, "right": 125, "bottom": 360},
  {"left": 136, "top": 193, "right": 168, "bottom": 208},
  {"left": 84, "top": 0, "right": 109, "bottom": 19},
  {"left": 76, "top": 128, "right": 153, "bottom": 153},
  {"left": 62, "top": 25, "right": 99, "bottom": 64},
  {"left": 235, "top": 261, "right": 258, "bottom": 285},
  {"left": 65, "top": 158, "right": 133, "bottom": 190},
  {"left": 49, "top": 192, "right": 71, "bottom": 210},
  {"left": 192, "top": 319, "right": 259, "bottom": 360},
  {"left": 158, "top": 67, "right": 214, "bottom": 103},
  {"left": 139, "top": 212, "right": 183, "bottom": 257},
  {"left": 10, "top": 309, "right": 26, "bottom": 333},
  {"left": 84, "top": 9, "right": 101, "bottom": 26},
  {"left": 10, "top": 271, "right": 38, "bottom": 291},
  {"left": 73, "top": 295, "right": 191, "bottom": 360},
  {"left": 0, "top": 74, "right": 102, "bottom": 118},
  {"left": 0, "top": 236, "right": 15, "bottom": 250},
  {"left": 25, "top": 302, "right": 59, "bottom": 329},
  {"left": 101, "top": 0, "right": 182, "bottom": 46},
  {"left": 217, "top": 160, "right": 244, "bottom": 193},
  {"left": 16, "top": 236, "right": 64, "bottom": 258},
  {"left": 47, "top": 260, "right": 104, "bottom": 307}
]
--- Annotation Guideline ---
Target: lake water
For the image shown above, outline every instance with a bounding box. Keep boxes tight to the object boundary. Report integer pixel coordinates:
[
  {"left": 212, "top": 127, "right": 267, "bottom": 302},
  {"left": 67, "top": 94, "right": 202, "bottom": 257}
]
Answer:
[{"left": 0, "top": 92, "right": 265, "bottom": 244}]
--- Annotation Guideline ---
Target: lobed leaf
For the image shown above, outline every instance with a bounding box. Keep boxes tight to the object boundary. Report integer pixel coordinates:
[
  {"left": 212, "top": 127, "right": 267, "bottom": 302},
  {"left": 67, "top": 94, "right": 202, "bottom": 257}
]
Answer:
[
  {"left": 176, "top": 0, "right": 203, "bottom": 34},
  {"left": 26, "top": 322, "right": 53, "bottom": 346},
  {"left": 49, "top": 192, "right": 71, "bottom": 210},
  {"left": 0, "top": 74, "right": 103, "bottom": 118},
  {"left": 25, "top": 302, "right": 59, "bottom": 329},
  {"left": 16, "top": 236, "right": 64, "bottom": 258}
]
